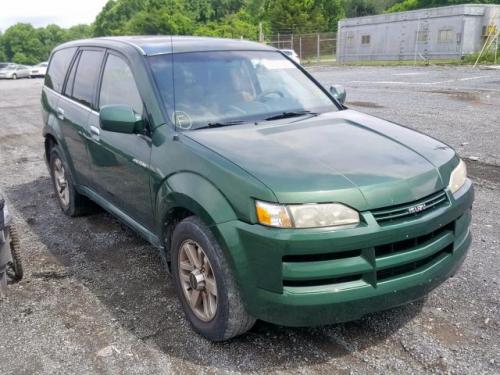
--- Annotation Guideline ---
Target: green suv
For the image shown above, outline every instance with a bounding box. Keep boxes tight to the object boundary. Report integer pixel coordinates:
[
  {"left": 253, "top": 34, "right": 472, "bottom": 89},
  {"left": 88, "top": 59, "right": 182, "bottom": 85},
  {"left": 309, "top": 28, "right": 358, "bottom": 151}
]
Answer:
[{"left": 42, "top": 36, "right": 473, "bottom": 341}]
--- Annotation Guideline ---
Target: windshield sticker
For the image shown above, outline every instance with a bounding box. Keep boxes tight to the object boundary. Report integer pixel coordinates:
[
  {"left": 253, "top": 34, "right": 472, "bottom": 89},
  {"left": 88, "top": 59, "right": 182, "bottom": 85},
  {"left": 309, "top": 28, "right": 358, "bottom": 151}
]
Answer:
[{"left": 173, "top": 111, "right": 192, "bottom": 130}]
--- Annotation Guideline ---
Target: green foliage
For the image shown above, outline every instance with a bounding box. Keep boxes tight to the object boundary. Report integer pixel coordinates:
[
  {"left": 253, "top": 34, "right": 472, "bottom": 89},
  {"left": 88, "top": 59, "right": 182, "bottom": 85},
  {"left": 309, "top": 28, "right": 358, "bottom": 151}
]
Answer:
[
  {"left": 125, "top": 9, "right": 194, "bottom": 34},
  {"left": 8, "top": 0, "right": 494, "bottom": 65},
  {"left": 93, "top": 0, "right": 146, "bottom": 36},
  {"left": 194, "top": 11, "right": 257, "bottom": 38},
  {"left": 344, "top": 0, "right": 378, "bottom": 17},
  {"left": 462, "top": 47, "right": 500, "bottom": 64},
  {"left": 388, "top": 0, "right": 500, "bottom": 13},
  {"left": 0, "top": 32, "right": 7, "bottom": 61},
  {"left": 0, "top": 23, "right": 93, "bottom": 65}
]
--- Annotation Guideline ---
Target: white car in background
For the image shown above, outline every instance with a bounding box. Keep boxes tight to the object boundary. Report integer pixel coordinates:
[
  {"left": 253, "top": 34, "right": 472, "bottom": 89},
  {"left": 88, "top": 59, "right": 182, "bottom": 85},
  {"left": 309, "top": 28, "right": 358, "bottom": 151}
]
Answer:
[
  {"left": 0, "top": 63, "right": 31, "bottom": 79},
  {"left": 280, "top": 49, "right": 300, "bottom": 64},
  {"left": 30, "top": 62, "right": 48, "bottom": 78}
]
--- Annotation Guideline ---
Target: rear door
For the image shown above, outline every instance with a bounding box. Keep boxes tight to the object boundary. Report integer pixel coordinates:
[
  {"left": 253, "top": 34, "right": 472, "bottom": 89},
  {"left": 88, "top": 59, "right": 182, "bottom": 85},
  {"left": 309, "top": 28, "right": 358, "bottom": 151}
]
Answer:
[
  {"left": 87, "top": 51, "right": 154, "bottom": 228},
  {"left": 43, "top": 47, "right": 77, "bottom": 170},
  {"left": 57, "top": 48, "right": 105, "bottom": 187}
]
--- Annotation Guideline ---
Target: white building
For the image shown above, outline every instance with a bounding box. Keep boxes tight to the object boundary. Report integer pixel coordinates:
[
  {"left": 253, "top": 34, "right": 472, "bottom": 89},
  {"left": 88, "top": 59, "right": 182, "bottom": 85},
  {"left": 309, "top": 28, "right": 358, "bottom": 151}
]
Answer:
[{"left": 336, "top": 4, "right": 500, "bottom": 62}]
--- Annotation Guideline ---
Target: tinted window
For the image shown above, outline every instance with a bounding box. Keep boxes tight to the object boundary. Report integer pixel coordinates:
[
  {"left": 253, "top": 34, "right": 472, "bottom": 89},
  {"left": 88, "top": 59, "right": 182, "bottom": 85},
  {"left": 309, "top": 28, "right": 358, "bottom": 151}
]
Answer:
[
  {"left": 45, "top": 47, "right": 76, "bottom": 93},
  {"left": 72, "top": 50, "right": 104, "bottom": 108},
  {"left": 99, "top": 54, "right": 143, "bottom": 114},
  {"left": 64, "top": 51, "right": 80, "bottom": 97}
]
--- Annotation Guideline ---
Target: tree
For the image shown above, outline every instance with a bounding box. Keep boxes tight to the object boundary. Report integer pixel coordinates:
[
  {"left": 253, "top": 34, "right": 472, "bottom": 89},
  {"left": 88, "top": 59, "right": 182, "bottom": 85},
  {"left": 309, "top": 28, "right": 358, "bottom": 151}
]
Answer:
[
  {"left": 0, "top": 32, "right": 6, "bottom": 61},
  {"left": 265, "top": 0, "right": 327, "bottom": 33},
  {"left": 344, "top": 0, "right": 378, "bottom": 18},
  {"left": 94, "top": 0, "right": 147, "bottom": 36},
  {"left": 319, "top": 0, "right": 345, "bottom": 31},
  {"left": 1, "top": 23, "right": 45, "bottom": 64},
  {"left": 66, "top": 24, "right": 93, "bottom": 40},
  {"left": 194, "top": 10, "right": 258, "bottom": 39},
  {"left": 387, "top": 0, "right": 500, "bottom": 12},
  {"left": 186, "top": 0, "right": 216, "bottom": 22},
  {"left": 125, "top": 9, "right": 194, "bottom": 34}
]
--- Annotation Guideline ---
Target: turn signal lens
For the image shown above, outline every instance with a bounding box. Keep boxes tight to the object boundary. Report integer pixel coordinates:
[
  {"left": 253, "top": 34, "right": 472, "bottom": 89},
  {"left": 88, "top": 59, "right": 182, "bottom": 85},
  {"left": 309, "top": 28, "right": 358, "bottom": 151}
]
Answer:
[{"left": 255, "top": 201, "right": 292, "bottom": 228}]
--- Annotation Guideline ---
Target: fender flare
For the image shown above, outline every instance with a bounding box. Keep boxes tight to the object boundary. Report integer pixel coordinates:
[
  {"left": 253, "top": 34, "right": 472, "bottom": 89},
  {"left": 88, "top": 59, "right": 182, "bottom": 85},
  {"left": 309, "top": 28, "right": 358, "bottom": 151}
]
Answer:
[{"left": 156, "top": 171, "right": 237, "bottom": 232}]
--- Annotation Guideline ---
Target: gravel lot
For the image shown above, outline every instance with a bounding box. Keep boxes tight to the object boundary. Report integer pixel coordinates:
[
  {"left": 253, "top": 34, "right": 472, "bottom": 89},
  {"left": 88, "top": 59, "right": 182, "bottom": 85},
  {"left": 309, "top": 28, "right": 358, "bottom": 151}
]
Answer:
[{"left": 0, "top": 66, "right": 499, "bottom": 375}]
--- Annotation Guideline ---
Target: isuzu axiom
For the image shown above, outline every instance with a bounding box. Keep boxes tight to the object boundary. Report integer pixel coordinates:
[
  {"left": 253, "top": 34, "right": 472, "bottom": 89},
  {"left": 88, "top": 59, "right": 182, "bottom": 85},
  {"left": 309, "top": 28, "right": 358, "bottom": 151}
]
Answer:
[{"left": 42, "top": 36, "right": 473, "bottom": 341}]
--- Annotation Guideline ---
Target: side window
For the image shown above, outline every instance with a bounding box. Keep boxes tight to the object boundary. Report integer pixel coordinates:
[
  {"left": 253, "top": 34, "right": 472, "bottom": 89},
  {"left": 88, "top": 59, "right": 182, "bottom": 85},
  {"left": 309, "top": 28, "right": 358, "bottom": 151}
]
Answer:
[
  {"left": 45, "top": 47, "right": 76, "bottom": 93},
  {"left": 72, "top": 49, "right": 104, "bottom": 108},
  {"left": 64, "top": 51, "right": 80, "bottom": 97},
  {"left": 99, "top": 54, "right": 143, "bottom": 115}
]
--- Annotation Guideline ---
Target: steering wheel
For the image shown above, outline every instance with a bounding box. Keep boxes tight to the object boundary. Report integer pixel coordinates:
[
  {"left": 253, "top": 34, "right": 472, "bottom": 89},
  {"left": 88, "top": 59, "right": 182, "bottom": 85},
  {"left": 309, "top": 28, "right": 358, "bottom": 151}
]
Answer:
[{"left": 256, "top": 89, "right": 285, "bottom": 102}]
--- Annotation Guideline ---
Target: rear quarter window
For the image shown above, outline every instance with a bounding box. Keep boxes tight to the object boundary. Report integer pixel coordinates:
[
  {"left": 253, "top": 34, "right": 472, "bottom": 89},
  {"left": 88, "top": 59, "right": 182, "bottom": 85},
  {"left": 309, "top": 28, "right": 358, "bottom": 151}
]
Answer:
[{"left": 45, "top": 47, "right": 77, "bottom": 93}]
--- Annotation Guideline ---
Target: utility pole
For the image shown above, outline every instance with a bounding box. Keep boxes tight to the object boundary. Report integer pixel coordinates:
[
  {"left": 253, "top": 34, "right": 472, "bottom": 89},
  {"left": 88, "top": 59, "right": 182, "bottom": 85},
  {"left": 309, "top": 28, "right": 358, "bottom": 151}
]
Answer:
[
  {"left": 317, "top": 33, "right": 320, "bottom": 62},
  {"left": 496, "top": 34, "right": 499, "bottom": 65},
  {"left": 258, "top": 22, "right": 263, "bottom": 43}
]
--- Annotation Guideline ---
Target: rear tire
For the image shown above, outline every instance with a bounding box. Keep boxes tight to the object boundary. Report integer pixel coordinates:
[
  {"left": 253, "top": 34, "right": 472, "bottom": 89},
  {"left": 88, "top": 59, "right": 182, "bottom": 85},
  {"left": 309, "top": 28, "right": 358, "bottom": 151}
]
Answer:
[
  {"left": 7, "top": 225, "right": 23, "bottom": 281},
  {"left": 171, "top": 216, "right": 255, "bottom": 341},
  {"left": 49, "top": 145, "right": 94, "bottom": 216},
  {"left": 12, "top": 74, "right": 17, "bottom": 80}
]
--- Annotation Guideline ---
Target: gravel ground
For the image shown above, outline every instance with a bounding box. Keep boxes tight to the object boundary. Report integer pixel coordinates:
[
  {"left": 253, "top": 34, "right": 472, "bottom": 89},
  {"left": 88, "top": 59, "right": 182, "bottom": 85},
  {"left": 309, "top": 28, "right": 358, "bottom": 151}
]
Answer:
[{"left": 0, "top": 66, "right": 499, "bottom": 375}]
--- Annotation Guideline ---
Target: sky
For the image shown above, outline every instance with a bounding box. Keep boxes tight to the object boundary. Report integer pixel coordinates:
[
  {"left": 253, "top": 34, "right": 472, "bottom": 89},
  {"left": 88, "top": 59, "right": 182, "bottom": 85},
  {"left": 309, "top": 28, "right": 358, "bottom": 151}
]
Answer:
[{"left": 0, "top": 0, "right": 109, "bottom": 32}]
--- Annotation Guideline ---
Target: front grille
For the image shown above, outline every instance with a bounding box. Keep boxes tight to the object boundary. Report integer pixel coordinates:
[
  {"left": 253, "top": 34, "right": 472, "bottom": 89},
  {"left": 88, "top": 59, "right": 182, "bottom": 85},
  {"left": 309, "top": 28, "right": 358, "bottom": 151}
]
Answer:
[
  {"left": 372, "top": 190, "right": 449, "bottom": 225},
  {"left": 281, "top": 220, "right": 455, "bottom": 288},
  {"left": 374, "top": 221, "right": 454, "bottom": 258},
  {"left": 376, "top": 244, "right": 452, "bottom": 281}
]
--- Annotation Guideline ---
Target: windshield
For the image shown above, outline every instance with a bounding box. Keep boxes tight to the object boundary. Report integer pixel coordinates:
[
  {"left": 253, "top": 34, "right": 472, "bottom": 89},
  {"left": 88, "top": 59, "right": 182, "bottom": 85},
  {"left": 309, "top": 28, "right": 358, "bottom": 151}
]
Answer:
[
  {"left": 0, "top": 63, "right": 15, "bottom": 70},
  {"left": 149, "top": 51, "right": 338, "bottom": 130}
]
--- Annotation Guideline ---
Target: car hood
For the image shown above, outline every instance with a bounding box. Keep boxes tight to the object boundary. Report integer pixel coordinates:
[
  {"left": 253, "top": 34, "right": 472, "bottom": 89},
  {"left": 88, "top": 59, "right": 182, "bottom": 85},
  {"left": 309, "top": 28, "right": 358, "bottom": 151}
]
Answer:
[{"left": 184, "top": 110, "right": 457, "bottom": 211}]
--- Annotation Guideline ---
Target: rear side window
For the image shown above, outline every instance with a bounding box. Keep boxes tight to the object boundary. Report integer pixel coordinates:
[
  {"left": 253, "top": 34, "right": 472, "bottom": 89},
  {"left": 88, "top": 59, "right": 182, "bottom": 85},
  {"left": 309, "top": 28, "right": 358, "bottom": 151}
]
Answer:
[
  {"left": 64, "top": 51, "right": 80, "bottom": 97},
  {"left": 99, "top": 54, "right": 143, "bottom": 115},
  {"left": 71, "top": 49, "right": 104, "bottom": 108},
  {"left": 45, "top": 47, "right": 76, "bottom": 93}
]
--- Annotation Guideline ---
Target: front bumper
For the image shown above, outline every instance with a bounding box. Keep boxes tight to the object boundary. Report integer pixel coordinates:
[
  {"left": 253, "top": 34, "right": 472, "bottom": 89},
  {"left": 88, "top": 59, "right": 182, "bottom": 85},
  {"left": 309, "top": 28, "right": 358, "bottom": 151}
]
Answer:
[{"left": 215, "top": 181, "right": 474, "bottom": 327}]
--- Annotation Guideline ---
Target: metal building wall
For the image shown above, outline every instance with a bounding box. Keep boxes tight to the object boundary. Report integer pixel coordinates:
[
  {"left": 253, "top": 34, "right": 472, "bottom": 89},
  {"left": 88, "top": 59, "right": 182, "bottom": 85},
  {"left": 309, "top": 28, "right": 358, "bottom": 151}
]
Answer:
[{"left": 337, "top": 4, "right": 500, "bottom": 63}]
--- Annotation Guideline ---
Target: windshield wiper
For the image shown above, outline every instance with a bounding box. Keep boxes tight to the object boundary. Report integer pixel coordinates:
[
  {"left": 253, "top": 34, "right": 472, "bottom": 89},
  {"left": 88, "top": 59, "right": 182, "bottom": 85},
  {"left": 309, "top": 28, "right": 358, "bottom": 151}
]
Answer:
[
  {"left": 264, "top": 110, "right": 318, "bottom": 121},
  {"left": 195, "top": 120, "right": 245, "bottom": 130}
]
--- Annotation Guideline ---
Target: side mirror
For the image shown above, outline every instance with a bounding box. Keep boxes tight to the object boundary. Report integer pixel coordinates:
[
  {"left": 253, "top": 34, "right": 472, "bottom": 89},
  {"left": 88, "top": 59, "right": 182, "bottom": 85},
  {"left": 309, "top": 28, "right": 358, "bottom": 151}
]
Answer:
[
  {"left": 99, "top": 105, "right": 144, "bottom": 134},
  {"left": 329, "top": 85, "right": 347, "bottom": 105}
]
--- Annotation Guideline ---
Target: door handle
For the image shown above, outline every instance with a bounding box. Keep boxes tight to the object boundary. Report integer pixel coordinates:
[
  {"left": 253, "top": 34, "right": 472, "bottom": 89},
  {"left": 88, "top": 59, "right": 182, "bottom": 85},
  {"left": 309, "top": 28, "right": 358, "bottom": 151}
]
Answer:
[
  {"left": 90, "top": 125, "right": 100, "bottom": 140},
  {"left": 56, "top": 107, "right": 65, "bottom": 120}
]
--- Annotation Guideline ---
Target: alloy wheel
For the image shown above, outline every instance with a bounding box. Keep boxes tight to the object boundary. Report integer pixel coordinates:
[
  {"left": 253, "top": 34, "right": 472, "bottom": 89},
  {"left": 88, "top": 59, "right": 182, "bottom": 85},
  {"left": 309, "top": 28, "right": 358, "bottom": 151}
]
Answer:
[
  {"left": 53, "top": 158, "right": 69, "bottom": 207},
  {"left": 178, "top": 240, "right": 218, "bottom": 321}
]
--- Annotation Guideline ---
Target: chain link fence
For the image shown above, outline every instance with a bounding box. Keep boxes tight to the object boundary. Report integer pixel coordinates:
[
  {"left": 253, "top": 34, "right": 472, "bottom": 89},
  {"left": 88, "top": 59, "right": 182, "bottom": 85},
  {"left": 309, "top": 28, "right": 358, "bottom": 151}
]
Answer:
[{"left": 264, "top": 32, "right": 337, "bottom": 64}]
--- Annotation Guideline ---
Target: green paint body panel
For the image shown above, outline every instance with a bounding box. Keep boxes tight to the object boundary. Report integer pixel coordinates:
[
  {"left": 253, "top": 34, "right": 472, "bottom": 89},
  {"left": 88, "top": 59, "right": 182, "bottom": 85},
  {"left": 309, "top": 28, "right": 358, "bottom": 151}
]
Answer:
[{"left": 41, "top": 37, "right": 474, "bottom": 327}]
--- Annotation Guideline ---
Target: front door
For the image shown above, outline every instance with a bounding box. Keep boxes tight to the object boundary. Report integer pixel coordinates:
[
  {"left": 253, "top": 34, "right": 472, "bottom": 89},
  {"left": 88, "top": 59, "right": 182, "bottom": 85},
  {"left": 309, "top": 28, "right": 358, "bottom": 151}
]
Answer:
[{"left": 87, "top": 52, "right": 154, "bottom": 229}]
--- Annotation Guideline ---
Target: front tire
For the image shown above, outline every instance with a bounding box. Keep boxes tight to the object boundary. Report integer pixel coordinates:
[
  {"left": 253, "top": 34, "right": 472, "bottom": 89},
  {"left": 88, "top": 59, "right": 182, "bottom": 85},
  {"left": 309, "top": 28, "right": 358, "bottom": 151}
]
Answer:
[
  {"left": 49, "top": 145, "right": 93, "bottom": 216},
  {"left": 12, "top": 74, "right": 17, "bottom": 80},
  {"left": 171, "top": 216, "right": 255, "bottom": 341}
]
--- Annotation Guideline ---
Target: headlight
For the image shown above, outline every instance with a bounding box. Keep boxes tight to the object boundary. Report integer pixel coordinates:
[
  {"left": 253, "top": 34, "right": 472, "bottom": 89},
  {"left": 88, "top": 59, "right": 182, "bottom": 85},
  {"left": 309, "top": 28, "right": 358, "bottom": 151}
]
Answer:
[
  {"left": 256, "top": 200, "right": 360, "bottom": 228},
  {"left": 448, "top": 159, "right": 467, "bottom": 194}
]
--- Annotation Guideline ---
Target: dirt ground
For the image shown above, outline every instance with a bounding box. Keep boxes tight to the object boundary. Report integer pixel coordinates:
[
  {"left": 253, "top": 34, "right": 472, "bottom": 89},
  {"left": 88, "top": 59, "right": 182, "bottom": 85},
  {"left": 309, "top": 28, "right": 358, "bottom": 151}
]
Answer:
[{"left": 0, "top": 66, "right": 499, "bottom": 375}]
